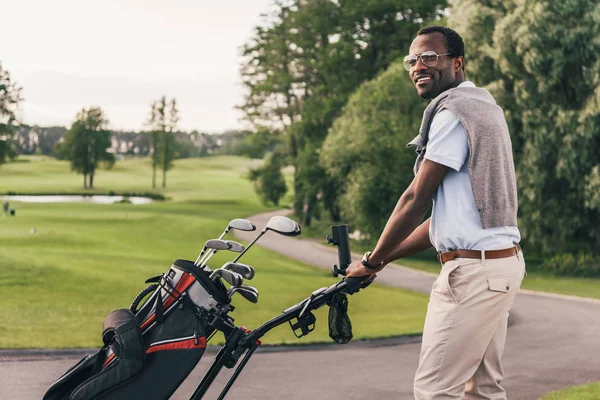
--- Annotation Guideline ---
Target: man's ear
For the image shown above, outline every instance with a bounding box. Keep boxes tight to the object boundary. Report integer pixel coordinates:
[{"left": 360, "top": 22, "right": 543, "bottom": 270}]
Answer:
[{"left": 454, "top": 56, "right": 464, "bottom": 72}]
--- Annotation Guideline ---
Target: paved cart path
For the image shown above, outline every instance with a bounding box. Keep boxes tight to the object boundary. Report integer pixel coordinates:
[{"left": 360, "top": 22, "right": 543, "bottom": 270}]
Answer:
[{"left": 2, "top": 209, "right": 599, "bottom": 400}]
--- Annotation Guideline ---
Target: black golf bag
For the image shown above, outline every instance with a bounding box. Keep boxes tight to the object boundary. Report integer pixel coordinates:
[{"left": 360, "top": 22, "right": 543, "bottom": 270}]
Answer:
[{"left": 43, "top": 259, "right": 233, "bottom": 400}]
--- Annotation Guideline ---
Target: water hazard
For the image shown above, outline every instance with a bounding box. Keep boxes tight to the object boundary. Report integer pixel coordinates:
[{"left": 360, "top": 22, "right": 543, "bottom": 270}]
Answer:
[{"left": 2, "top": 195, "right": 153, "bottom": 205}]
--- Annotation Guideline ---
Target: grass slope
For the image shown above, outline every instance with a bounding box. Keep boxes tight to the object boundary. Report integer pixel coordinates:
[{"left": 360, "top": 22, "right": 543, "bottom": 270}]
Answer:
[
  {"left": 539, "top": 382, "right": 600, "bottom": 399},
  {"left": 0, "top": 156, "right": 428, "bottom": 348}
]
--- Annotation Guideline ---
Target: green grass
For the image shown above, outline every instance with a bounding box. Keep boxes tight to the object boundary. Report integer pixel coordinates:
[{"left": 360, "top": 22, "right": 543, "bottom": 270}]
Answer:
[
  {"left": 298, "top": 213, "right": 600, "bottom": 300},
  {"left": 0, "top": 156, "right": 428, "bottom": 348},
  {"left": 539, "top": 382, "right": 600, "bottom": 399}
]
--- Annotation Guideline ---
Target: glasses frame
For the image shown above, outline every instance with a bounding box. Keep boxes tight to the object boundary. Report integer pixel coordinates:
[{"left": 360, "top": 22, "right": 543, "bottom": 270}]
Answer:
[{"left": 403, "top": 51, "right": 451, "bottom": 71}]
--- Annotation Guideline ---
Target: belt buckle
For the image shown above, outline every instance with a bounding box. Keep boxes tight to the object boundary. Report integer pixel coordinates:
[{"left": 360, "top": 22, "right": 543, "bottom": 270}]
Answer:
[{"left": 437, "top": 251, "right": 443, "bottom": 266}]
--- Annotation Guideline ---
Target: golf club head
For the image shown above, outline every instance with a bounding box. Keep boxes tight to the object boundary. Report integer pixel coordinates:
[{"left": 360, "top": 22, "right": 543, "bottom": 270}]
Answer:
[
  {"left": 219, "top": 269, "right": 243, "bottom": 287},
  {"left": 229, "top": 219, "right": 256, "bottom": 232},
  {"left": 205, "top": 239, "right": 232, "bottom": 251},
  {"left": 265, "top": 216, "right": 301, "bottom": 237},
  {"left": 222, "top": 262, "right": 255, "bottom": 280},
  {"left": 228, "top": 286, "right": 259, "bottom": 304},
  {"left": 240, "top": 284, "right": 258, "bottom": 294},
  {"left": 232, "top": 216, "right": 300, "bottom": 263},
  {"left": 223, "top": 240, "right": 244, "bottom": 253},
  {"left": 195, "top": 239, "right": 233, "bottom": 266}
]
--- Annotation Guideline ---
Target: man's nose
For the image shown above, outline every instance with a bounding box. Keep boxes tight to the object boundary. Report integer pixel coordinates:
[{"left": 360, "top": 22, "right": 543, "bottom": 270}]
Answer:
[{"left": 414, "top": 57, "right": 428, "bottom": 72}]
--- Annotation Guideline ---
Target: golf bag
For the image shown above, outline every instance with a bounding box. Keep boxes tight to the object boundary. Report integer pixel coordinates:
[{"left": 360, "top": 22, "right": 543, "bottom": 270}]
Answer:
[{"left": 43, "top": 259, "right": 233, "bottom": 400}]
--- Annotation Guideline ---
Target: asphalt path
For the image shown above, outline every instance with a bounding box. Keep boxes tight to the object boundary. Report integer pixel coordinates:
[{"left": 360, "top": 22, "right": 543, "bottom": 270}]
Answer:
[{"left": 2, "top": 209, "right": 599, "bottom": 400}]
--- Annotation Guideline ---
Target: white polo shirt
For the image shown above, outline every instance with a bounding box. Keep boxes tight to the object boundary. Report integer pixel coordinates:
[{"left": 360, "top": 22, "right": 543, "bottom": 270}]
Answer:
[{"left": 425, "top": 81, "right": 521, "bottom": 252}]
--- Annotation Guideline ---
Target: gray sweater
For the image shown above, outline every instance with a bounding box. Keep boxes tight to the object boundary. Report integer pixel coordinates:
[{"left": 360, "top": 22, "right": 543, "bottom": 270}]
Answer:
[{"left": 407, "top": 86, "right": 518, "bottom": 229}]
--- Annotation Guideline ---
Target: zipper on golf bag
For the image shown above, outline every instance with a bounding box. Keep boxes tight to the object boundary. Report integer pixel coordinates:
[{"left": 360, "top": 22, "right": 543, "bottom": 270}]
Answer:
[
  {"left": 147, "top": 332, "right": 206, "bottom": 353},
  {"left": 102, "top": 332, "right": 207, "bottom": 369}
]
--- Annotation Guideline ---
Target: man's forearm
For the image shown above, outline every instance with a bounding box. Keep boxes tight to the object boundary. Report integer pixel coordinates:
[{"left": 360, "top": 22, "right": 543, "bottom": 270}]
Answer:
[
  {"left": 386, "top": 218, "right": 433, "bottom": 262},
  {"left": 369, "top": 190, "right": 430, "bottom": 265}
]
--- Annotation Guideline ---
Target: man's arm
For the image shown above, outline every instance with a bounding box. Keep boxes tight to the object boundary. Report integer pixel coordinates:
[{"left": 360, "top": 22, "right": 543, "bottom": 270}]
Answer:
[
  {"left": 386, "top": 217, "right": 433, "bottom": 261},
  {"left": 346, "top": 159, "right": 447, "bottom": 277}
]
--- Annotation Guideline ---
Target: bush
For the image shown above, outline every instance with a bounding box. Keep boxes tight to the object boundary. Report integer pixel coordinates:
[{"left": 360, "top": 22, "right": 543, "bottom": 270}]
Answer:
[
  {"left": 248, "top": 152, "right": 287, "bottom": 206},
  {"left": 320, "top": 61, "right": 426, "bottom": 238},
  {"left": 543, "top": 253, "right": 600, "bottom": 278}
]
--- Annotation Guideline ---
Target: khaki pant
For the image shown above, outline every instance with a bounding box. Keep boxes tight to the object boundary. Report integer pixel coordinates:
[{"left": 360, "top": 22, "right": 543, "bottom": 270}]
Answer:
[{"left": 414, "top": 251, "right": 526, "bottom": 400}]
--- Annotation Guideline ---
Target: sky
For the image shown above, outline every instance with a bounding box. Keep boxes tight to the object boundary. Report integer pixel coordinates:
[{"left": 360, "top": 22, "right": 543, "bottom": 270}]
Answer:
[{"left": 1, "top": 0, "right": 274, "bottom": 133}]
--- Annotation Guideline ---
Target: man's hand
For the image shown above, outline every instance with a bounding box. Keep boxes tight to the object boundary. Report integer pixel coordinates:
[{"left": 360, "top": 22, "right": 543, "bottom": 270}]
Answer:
[{"left": 345, "top": 259, "right": 379, "bottom": 283}]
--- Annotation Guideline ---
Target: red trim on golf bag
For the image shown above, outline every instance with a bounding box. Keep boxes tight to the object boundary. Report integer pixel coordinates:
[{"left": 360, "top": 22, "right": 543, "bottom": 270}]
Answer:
[
  {"left": 140, "top": 272, "right": 197, "bottom": 331},
  {"left": 102, "top": 353, "right": 116, "bottom": 369},
  {"left": 147, "top": 336, "right": 207, "bottom": 354}
]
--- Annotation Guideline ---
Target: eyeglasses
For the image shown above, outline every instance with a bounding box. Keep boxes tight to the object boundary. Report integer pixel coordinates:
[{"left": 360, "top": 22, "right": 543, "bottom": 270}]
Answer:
[{"left": 403, "top": 51, "right": 451, "bottom": 71}]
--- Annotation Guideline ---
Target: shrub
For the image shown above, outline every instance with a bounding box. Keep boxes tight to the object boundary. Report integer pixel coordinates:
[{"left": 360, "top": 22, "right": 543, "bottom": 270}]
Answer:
[
  {"left": 543, "top": 253, "right": 600, "bottom": 278},
  {"left": 248, "top": 152, "right": 287, "bottom": 206}
]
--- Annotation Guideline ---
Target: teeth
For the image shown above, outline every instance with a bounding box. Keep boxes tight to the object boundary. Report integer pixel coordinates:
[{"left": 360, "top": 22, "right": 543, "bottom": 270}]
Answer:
[{"left": 417, "top": 77, "right": 431, "bottom": 82}]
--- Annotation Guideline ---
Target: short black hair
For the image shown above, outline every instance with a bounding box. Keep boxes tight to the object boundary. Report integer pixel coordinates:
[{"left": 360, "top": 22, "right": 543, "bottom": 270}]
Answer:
[{"left": 417, "top": 26, "right": 465, "bottom": 62}]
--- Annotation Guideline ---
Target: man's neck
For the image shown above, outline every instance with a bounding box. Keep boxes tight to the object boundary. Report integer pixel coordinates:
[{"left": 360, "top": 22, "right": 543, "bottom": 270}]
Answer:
[{"left": 450, "top": 76, "right": 466, "bottom": 89}]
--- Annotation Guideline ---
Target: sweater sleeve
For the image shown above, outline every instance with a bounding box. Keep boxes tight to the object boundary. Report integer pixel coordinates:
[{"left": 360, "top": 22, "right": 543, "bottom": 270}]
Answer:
[{"left": 424, "top": 109, "right": 468, "bottom": 172}]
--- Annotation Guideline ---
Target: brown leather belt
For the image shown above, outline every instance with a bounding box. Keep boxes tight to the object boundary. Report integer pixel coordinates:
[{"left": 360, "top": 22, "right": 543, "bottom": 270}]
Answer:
[{"left": 437, "top": 244, "right": 521, "bottom": 265}]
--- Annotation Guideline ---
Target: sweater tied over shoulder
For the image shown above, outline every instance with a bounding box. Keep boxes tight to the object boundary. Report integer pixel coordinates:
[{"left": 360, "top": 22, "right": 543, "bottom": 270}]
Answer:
[{"left": 407, "top": 86, "right": 518, "bottom": 229}]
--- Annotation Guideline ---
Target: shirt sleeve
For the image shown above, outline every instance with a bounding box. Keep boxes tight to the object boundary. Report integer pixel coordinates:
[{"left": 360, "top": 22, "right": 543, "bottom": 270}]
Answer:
[{"left": 424, "top": 109, "right": 468, "bottom": 172}]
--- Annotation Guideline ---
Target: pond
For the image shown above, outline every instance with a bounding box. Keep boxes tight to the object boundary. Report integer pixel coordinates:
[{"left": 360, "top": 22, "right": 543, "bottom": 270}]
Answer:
[{"left": 1, "top": 195, "right": 154, "bottom": 205}]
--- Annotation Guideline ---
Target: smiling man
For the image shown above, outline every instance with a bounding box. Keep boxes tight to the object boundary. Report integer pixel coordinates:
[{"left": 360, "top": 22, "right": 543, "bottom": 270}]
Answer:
[{"left": 346, "top": 26, "right": 525, "bottom": 399}]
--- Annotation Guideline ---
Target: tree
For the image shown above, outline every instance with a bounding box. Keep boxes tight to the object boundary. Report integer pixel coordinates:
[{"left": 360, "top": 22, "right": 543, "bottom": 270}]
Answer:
[
  {"left": 240, "top": 0, "right": 446, "bottom": 225},
  {"left": 146, "top": 96, "right": 178, "bottom": 188},
  {"left": 0, "top": 63, "right": 23, "bottom": 165},
  {"left": 248, "top": 151, "right": 288, "bottom": 206},
  {"left": 321, "top": 62, "right": 426, "bottom": 237},
  {"left": 449, "top": 0, "right": 600, "bottom": 254},
  {"left": 162, "top": 98, "right": 179, "bottom": 188},
  {"left": 61, "top": 107, "right": 114, "bottom": 189}
]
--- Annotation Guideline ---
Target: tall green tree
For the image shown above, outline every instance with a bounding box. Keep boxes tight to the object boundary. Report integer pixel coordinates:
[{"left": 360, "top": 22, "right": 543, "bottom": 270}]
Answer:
[
  {"left": 146, "top": 96, "right": 178, "bottom": 188},
  {"left": 240, "top": 0, "right": 446, "bottom": 225},
  {"left": 163, "top": 98, "right": 179, "bottom": 188},
  {"left": 449, "top": 0, "right": 600, "bottom": 253},
  {"left": 147, "top": 100, "right": 163, "bottom": 189},
  {"left": 321, "top": 62, "right": 426, "bottom": 237},
  {"left": 61, "top": 107, "right": 114, "bottom": 189},
  {"left": 0, "top": 63, "right": 23, "bottom": 165}
]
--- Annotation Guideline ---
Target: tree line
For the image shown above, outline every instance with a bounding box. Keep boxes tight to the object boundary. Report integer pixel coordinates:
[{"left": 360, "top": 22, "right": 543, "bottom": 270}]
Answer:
[
  {"left": 239, "top": 0, "right": 599, "bottom": 273},
  {"left": 0, "top": 70, "right": 247, "bottom": 190}
]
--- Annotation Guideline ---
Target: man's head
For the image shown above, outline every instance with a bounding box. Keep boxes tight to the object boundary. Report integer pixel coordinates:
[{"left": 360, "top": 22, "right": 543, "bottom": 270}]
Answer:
[{"left": 405, "top": 26, "right": 465, "bottom": 99}]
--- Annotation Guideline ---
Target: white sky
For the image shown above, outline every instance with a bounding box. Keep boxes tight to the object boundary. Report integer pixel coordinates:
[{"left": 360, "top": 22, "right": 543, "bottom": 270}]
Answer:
[{"left": 1, "top": 0, "right": 274, "bottom": 132}]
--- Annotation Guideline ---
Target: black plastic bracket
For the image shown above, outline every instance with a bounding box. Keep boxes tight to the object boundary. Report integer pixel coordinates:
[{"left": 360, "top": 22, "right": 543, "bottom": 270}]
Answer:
[{"left": 289, "top": 311, "right": 316, "bottom": 338}]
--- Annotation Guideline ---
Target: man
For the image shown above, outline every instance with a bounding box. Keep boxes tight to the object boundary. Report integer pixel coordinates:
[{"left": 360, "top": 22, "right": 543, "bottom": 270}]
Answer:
[{"left": 346, "top": 26, "right": 526, "bottom": 399}]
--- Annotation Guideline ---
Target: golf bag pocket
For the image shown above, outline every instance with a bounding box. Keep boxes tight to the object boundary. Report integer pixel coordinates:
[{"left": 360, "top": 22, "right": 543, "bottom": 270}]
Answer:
[
  {"left": 93, "top": 306, "right": 209, "bottom": 400},
  {"left": 42, "top": 309, "right": 145, "bottom": 400}
]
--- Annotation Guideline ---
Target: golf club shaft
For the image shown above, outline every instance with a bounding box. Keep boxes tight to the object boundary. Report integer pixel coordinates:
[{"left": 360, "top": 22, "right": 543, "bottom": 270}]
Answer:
[
  {"left": 217, "top": 227, "right": 230, "bottom": 240},
  {"left": 232, "top": 230, "right": 265, "bottom": 263},
  {"left": 194, "top": 248, "right": 208, "bottom": 266},
  {"left": 198, "top": 250, "right": 217, "bottom": 269}
]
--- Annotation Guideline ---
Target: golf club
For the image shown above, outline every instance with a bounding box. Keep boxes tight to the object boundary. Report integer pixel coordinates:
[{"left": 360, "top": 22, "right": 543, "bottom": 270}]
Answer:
[
  {"left": 198, "top": 240, "right": 245, "bottom": 270},
  {"left": 194, "top": 239, "right": 232, "bottom": 266},
  {"left": 227, "top": 286, "right": 259, "bottom": 303},
  {"left": 222, "top": 262, "right": 255, "bottom": 280},
  {"left": 210, "top": 269, "right": 243, "bottom": 288},
  {"left": 233, "top": 216, "right": 301, "bottom": 263},
  {"left": 218, "top": 218, "right": 256, "bottom": 240}
]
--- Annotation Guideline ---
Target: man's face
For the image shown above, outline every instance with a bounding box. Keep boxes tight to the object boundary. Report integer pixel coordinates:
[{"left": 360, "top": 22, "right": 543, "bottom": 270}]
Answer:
[{"left": 408, "top": 32, "right": 459, "bottom": 99}]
